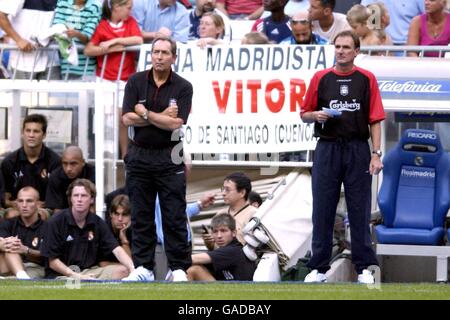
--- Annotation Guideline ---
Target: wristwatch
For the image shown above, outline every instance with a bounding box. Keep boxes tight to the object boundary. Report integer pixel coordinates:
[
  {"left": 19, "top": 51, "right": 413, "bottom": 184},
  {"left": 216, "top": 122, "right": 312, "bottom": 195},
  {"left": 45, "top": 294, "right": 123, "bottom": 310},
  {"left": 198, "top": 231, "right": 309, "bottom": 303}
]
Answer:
[
  {"left": 372, "top": 150, "right": 382, "bottom": 157},
  {"left": 141, "top": 111, "right": 148, "bottom": 120}
]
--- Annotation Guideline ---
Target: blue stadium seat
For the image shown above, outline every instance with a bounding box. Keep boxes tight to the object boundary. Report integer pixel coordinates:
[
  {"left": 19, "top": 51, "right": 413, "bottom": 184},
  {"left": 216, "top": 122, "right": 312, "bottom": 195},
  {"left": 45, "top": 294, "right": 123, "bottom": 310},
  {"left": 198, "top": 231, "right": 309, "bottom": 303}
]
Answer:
[{"left": 376, "top": 129, "right": 450, "bottom": 245}]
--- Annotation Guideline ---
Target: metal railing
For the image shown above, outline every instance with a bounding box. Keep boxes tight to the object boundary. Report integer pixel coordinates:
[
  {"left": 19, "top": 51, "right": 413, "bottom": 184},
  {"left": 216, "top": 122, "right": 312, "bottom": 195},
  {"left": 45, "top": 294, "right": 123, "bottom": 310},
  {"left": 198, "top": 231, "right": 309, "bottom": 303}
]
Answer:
[
  {"left": 0, "top": 43, "right": 141, "bottom": 81},
  {"left": 360, "top": 45, "right": 450, "bottom": 57}
]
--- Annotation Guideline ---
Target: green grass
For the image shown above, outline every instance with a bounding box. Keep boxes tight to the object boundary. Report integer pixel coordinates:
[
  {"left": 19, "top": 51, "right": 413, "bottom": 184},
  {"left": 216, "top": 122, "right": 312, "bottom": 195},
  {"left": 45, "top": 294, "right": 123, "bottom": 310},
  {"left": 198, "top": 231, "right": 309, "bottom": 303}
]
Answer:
[{"left": 0, "top": 280, "right": 448, "bottom": 300}]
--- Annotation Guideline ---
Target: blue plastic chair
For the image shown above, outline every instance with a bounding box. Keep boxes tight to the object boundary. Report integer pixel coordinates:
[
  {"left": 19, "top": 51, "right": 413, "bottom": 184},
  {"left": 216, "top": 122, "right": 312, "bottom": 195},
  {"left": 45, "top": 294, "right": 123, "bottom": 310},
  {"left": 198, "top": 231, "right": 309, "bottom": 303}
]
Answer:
[{"left": 376, "top": 129, "right": 450, "bottom": 245}]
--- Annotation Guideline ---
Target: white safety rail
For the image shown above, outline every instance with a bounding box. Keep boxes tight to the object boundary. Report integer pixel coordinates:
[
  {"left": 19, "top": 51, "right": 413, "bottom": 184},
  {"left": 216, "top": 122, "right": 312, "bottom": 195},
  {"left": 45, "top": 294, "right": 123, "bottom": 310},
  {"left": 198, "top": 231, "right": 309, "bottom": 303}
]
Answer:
[{"left": 0, "top": 80, "right": 118, "bottom": 218}]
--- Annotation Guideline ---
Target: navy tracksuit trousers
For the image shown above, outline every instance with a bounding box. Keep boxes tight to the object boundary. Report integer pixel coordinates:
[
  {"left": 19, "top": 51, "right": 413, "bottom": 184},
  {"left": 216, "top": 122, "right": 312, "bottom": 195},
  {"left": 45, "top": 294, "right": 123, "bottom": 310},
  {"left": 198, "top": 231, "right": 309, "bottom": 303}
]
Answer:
[{"left": 307, "top": 139, "right": 379, "bottom": 274}]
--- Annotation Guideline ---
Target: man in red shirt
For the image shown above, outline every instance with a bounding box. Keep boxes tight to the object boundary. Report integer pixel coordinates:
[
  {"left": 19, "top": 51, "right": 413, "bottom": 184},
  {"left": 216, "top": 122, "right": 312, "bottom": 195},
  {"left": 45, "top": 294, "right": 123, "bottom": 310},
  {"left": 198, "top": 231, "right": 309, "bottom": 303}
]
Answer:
[{"left": 300, "top": 30, "right": 384, "bottom": 284}]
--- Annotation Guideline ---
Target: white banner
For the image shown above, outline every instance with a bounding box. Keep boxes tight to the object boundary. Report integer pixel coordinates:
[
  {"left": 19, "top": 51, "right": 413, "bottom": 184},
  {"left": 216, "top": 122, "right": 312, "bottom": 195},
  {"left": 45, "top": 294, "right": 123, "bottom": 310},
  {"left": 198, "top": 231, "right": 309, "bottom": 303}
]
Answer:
[
  {"left": 27, "top": 108, "right": 72, "bottom": 144},
  {"left": 138, "top": 44, "right": 335, "bottom": 154}
]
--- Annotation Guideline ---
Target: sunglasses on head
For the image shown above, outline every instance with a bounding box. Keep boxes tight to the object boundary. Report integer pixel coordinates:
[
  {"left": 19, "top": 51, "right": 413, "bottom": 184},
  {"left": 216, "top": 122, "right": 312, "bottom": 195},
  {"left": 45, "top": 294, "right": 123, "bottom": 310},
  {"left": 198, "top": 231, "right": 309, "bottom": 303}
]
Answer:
[{"left": 290, "top": 18, "right": 310, "bottom": 24}]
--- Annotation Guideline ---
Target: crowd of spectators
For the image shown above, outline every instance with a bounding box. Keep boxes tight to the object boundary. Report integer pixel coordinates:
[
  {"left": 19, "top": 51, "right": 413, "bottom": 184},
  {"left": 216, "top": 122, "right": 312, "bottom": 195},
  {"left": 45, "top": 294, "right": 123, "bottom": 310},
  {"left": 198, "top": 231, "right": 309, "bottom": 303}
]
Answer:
[{"left": 1, "top": 0, "right": 448, "bottom": 81}]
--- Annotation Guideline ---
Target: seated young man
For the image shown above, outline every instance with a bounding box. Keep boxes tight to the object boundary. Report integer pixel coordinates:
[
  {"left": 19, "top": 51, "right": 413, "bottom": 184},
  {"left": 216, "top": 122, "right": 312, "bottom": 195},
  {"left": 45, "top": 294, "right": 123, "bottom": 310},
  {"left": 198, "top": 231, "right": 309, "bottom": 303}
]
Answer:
[
  {"left": 40, "top": 179, "right": 134, "bottom": 280},
  {"left": 0, "top": 187, "right": 47, "bottom": 279},
  {"left": 187, "top": 213, "right": 256, "bottom": 281},
  {"left": 99, "top": 194, "right": 132, "bottom": 266}
]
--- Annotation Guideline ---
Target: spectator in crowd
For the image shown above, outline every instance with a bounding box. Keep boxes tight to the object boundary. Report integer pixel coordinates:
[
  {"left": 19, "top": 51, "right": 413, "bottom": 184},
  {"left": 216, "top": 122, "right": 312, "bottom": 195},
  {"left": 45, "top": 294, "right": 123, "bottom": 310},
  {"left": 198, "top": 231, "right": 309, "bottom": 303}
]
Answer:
[
  {"left": 99, "top": 194, "right": 132, "bottom": 265},
  {"left": 203, "top": 172, "right": 257, "bottom": 250},
  {"left": 284, "top": 0, "right": 309, "bottom": 17},
  {"left": 1, "top": 114, "right": 60, "bottom": 213},
  {"left": 216, "top": 0, "right": 264, "bottom": 20},
  {"left": 361, "top": 0, "right": 425, "bottom": 45},
  {"left": 407, "top": 0, "right": 450, "bottom": 57},
  {"left": 84, "top": 0, "right": 143, "bottom": 159},
  {"left": 251, "top": 0, "right": 291, "bottom": 44},
  {"left": 241, "top": 31, "right": 271, "bottom": 43},
  {"left": 248, "top": 190, "right": 262, "bottom": 208},
  {"left": 0, "top": 187, "right": 46, "bottom": 279},
  {"left": 189, "top": 0, "right": 232, "bottom": 41},
  {"left": 195, "top": 12, "right": 226, "bottom": 48},
  {"left": 121, "top": 37, "right": 193, "bottom": 282},
  {"left": 281, "top": 10, "right": 328, "bottom": 44},
  {"left": 300, "top": 30, "right": 384, "bottom": 284},
  {"left": 45, "top": 146, "right": 95, "bottom": 213},
  {"left": 308, "top": 0, "right": 351, "bottom": 43},
  {"left": 51, "top": 0, "right": 102, "bottom": 80},
  {"left": 84, "top": 0, "right": 143, "bottom": 81},
  {"left": 187, "top": 213, "right": 256, "bottom": 281},
  {"left": 103, "top": 186, "right": 216, "bottom": 280},
  {"left": 0, "top": 28, "right": 10, "bottom": 79},
  {"left": 366, "top": 2, "right": 393, "bottom": 46},
  {"left": 41, "top": 179, "right": 134, "bottom": 280},
  {"left": 132, "top": 0, "right": 190, "bottom": 43},
  {"left": 0, "top": 0, "right": 60, "bottom": 80},
  {"left": 347, "top": 4, "right": 381, "bottom": 46}
]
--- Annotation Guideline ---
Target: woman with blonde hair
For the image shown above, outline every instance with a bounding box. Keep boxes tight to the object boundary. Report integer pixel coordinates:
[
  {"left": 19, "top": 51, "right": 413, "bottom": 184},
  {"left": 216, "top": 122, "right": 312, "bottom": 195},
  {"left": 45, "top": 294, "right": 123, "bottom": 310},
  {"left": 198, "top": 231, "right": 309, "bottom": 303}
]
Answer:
[
  {"left": 407, "top": 0, "right": 450, "bottom": 57},
  {"left": 196, "top": 12, "right": 225, "bottom": 48}
]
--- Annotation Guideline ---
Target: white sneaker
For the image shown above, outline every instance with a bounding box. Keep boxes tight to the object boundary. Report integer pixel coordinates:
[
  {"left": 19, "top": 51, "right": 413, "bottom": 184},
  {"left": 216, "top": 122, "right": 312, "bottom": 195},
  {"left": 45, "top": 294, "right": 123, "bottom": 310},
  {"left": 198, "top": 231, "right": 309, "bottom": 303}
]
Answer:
[
  {"left": 16, "top": 270, "right": 31, "bottom": 280},
  {"left": 304, "top": 269, "right": 327, "bottom": 283},
  {"left": 171, "top": 269, "right": 188, "bottom": 282},
  {"left": 122, "top": 266, "right": 154, "bottom": 282},
  {"left": 164, "top": 270, "right": 173, "bottom": 281},
  {"left": 357, "top": 269, "right": 374, "bottom": 284}
]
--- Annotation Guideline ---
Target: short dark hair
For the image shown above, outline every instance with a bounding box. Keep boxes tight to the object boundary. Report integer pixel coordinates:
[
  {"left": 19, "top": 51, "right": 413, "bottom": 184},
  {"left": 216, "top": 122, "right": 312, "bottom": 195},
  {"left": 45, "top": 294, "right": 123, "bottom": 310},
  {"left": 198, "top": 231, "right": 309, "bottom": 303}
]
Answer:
[
  {"left": 110, "top": 194, "right": 130, "bottom": 215},
  {"left": 66, "top": 178, "right": 96, "bottom": 206},
  {"left": 23, "top": 114, "right": 47, "bottom": 134},
  {"left": 334, "top": 30, "right": 360, "bottom": 50},
  {"left": 211, "top": 213, "right": 236, "bottom": 231},
  {"left": 152, "top": 36, "right": 177, "bottom": 56},
  {"left": 320, "top": 0, "right": 335, "bottom": 10},
  {"left": 248, "top": 191, "right": 262, "bottom": 207},
  {"left": 224, "top": 172, "right": 252, "bottom": 201}
]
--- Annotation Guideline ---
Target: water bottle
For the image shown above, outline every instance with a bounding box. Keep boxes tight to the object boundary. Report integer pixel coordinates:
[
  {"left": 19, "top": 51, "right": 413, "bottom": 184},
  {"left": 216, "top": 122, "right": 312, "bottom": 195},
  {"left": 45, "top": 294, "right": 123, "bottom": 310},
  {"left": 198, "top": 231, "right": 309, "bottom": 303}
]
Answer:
[
  {"left": 344, "top": 217, "right": 351, "bottom": 243},
  {"left": 169, "top": 98, "right": 177, "bottom": 107}
]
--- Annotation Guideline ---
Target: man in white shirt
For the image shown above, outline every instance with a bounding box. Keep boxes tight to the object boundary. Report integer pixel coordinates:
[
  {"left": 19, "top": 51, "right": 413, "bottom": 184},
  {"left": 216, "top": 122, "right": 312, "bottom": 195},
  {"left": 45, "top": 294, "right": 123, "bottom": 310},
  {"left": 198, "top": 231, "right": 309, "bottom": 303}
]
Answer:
[
  {"left": 0, "top": 0, "right": 60, "bottom": 79},
  {"left": 308, "top": 0, "right": 351, "bottom": 43}
]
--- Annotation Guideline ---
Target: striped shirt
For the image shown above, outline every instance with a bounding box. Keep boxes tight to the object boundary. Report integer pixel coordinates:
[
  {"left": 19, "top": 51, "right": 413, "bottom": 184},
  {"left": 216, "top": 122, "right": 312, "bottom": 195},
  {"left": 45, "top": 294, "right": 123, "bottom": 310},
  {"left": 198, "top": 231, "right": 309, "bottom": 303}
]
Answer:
[{"left": 52, "top": 0, "right": 101, "bottom": 76}]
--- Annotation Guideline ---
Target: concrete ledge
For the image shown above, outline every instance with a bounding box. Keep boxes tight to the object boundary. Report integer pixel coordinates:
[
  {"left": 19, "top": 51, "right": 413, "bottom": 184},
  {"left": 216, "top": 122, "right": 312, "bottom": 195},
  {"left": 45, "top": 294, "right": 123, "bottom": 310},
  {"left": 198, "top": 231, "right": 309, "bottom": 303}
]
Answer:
[{"left": 377, "top": 244, "right": 450, "bottom": 282}]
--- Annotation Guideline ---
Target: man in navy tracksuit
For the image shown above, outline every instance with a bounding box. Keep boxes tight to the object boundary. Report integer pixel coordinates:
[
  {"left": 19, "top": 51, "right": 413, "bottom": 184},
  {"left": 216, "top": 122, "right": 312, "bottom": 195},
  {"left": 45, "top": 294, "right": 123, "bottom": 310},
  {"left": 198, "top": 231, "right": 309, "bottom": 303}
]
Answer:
[{"left": 300, "top": 30, "right": 385, "bottom": 284}]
